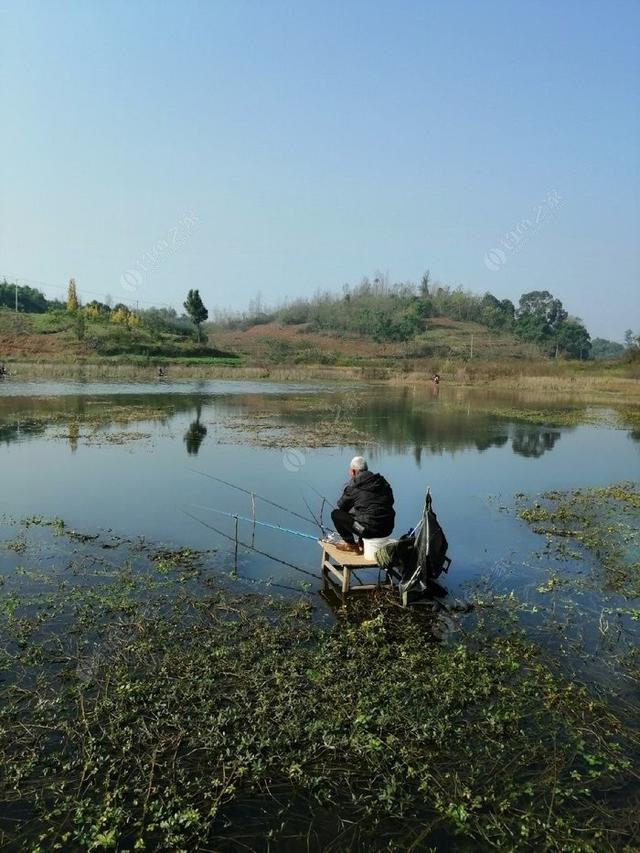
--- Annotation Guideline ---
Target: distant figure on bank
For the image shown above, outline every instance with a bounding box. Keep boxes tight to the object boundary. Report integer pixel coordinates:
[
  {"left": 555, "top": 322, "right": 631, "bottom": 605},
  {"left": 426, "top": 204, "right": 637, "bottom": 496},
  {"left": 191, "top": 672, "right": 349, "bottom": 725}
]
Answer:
[
  {"left": 157, "top": 366, "right": 166, "bottom": 378},
  {"left": 431, "top": 372, "right": 440, "bottom": 397},
  {"left": 331, "top": 456, "right": 395, "bottom": 553},
  {"left": 0, "top": 362, "right": 6, "bottom": 378},
  {"left": 432, "top": 372, "right": 440, "bottom": 385}
]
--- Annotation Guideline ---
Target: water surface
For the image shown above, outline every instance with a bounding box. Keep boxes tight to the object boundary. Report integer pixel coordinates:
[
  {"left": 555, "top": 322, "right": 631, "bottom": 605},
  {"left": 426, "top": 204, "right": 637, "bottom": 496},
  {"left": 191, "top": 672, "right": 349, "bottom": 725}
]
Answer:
[{"left": 1, "top": 380, "right": 637, "bottom": 596}]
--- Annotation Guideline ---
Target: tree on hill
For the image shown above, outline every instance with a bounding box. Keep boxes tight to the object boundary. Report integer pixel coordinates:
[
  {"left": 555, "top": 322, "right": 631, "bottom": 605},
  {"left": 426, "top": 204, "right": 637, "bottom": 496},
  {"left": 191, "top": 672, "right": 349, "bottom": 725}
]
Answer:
[
  {"left": 111, "top": 304, "right": 139, "bottom": 329},
  {"left": 515, "top": 291, "right": 592, "bottom": 358},
  {"left": 84, "top": 300, "right": 112, "bottom": 320},
  {"left": 515, "top": 290, "right": 567, "bottom": 348},
  {"left": 184, "top": 289, "right": 208, "bottom": 342},
  {"left": 0, "top": 280, "right": 51, "bottom": 313},
  {"left": 591, "top": 338, "right": 625, "bottom": 360},
  {"left": 555, "top": 319, "right": 591, "bottom": 359},
  {"left": 481, "top": 293, "right": 515, "bottom": 329},
  {"left": 67, "top": 279, "right": 79, "bottom": 312},
  {"left": 420, "top": 270, "right": 431, "bottom": 297},
  {"left": 623, "top": 330, "right": 640, "bottom": 364}
]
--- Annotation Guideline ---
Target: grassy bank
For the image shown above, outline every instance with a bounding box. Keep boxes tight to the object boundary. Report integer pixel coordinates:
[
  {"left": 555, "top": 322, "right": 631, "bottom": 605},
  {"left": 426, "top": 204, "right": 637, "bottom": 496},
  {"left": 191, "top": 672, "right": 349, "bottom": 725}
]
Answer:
[{"left": 3, "top": 359, "right": 640, "bottom": 411}]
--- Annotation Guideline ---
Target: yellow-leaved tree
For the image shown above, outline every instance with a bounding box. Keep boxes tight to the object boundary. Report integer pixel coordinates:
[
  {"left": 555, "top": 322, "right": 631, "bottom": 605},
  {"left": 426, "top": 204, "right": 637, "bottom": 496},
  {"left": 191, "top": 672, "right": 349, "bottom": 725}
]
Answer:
[
  {"left": 110, "top": 304, "right": 140, "bottom": 329},
  {"left": 66, "top": 278, "right": 79, "bottom": 312}
]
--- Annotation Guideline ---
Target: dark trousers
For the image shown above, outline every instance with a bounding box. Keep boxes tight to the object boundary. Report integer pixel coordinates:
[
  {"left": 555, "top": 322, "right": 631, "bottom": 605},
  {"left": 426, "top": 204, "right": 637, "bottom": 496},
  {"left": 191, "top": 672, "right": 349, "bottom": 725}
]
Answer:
[
  {"left": 331, "top": 509, "right": 393, "bottom": 543},
  {"left": 331, "top": 509, "right": 364, "bottom": 543}
]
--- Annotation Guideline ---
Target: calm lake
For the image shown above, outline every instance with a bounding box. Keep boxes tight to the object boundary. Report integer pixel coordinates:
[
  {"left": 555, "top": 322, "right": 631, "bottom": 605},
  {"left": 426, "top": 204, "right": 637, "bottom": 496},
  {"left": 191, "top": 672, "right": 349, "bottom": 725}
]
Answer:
[
  {"left": 1, "top": 378, "right": 639, "bottom": 849},
  {"left": 1, "top": 379, "right": 638, "bottom": 603}
]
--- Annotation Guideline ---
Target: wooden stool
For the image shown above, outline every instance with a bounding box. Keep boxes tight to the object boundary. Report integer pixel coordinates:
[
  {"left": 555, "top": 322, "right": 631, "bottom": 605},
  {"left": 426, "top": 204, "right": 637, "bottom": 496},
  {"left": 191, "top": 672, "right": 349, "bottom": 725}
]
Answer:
[{"left": 319, "top": 540, "right": 390, "bottom": 596}]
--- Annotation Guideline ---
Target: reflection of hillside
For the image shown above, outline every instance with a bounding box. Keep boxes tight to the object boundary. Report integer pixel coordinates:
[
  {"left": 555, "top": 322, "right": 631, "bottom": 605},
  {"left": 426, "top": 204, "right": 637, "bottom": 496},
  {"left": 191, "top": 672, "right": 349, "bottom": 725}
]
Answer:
[
  {"left": 510, "top": 425, "right": 561, "bottom": 458},
  {"left": 233, "top": 389, "right": 569, "bottom": 460},
  {"left": 0, "top": 393, "right": 207, "bottom": 448},
  {"left": 0, "top": 387, "right": 574, "bottom": 461}
]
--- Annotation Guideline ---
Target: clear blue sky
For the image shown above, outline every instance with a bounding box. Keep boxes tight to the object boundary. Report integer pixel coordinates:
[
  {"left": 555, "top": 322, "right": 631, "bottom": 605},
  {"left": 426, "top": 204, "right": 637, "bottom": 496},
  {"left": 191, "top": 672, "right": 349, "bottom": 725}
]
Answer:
[{"left": 1, "top": 0, "right": 638, "bottom": 340}]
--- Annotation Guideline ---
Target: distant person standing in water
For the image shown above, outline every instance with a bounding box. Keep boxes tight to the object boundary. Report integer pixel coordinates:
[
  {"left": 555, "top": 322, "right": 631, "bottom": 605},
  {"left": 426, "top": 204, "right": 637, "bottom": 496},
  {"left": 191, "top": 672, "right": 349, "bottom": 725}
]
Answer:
[{"left": 331, "top": 456, "right": 395, "bottom": 553}]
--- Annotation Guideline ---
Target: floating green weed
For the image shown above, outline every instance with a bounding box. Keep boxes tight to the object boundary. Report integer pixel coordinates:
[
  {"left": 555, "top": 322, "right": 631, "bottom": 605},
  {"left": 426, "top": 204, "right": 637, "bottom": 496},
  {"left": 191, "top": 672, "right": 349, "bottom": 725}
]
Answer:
[
  {"left": 518, "top": 482, "right": 640, "bottom": 597},
  {"left": 1, "top": 515, "right": 639, "bottom": 850},
  {"left": 1, "top": 574, "right": 639, "bottom": 850}
]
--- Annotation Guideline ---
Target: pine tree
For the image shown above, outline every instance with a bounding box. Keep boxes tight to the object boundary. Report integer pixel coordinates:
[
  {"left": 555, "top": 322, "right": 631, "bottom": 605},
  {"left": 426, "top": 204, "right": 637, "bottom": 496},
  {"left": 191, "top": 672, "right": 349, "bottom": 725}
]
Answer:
[
  {"left": 183, "top": 289, "right": 208, "bottom": 342},
  {"left": 67, "top": 278, "right": 79, "bottom": 312}
]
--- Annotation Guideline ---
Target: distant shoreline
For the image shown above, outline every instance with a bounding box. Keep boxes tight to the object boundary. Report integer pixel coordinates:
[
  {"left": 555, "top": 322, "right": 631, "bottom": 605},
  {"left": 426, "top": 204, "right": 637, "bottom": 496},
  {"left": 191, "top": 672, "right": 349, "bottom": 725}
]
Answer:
[{"left": 2, "top": 357, "right": 639, "bottom": 403}]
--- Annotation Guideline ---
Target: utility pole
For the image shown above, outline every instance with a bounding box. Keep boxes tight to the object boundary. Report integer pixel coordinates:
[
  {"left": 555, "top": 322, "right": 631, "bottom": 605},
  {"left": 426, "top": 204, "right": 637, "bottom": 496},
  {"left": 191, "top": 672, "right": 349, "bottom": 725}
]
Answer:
[{"left": 15, "top": 282, "right": 18, "bottom": 314}]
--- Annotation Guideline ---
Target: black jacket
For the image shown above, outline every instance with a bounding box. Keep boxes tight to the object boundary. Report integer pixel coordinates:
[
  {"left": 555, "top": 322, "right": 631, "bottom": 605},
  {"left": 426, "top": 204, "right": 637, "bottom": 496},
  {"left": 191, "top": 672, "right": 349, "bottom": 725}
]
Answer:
[{"left": 336, "top": 470, "right": 395, "bottom": 536}]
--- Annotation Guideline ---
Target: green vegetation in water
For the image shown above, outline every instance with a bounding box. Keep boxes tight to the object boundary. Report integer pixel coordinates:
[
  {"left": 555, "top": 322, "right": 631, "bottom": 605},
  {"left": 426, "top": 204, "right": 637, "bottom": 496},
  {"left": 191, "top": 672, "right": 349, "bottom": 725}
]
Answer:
[
  {"left": 517, "top": 482, "right": 640, "bottom": 597},
  {"left": 0, "top": 400, "right": 184, "bottom": 450},
  {"left": 218, "top": 408, "right": 376, "bottom": 449},
  {"left": 1, "top": 520, "right": 639, "bottom": 851},
  {"left": 461, "top": 402, "right": 612, "bottom": 428}
]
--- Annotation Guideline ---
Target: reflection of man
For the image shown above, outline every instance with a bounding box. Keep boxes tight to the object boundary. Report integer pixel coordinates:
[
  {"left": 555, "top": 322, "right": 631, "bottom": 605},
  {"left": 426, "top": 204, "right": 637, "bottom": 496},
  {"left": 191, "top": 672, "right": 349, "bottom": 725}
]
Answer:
[{"left": 331, "top": 456, "right": 395, "bottom": 553}]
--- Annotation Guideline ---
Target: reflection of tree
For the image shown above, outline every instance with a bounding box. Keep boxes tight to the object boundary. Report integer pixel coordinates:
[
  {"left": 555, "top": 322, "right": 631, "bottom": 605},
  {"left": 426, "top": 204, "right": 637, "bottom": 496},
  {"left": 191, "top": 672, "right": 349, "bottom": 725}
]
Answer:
[
  {"left": 68, "top": 422, "right": 79, "bottom": 454},
  {"left": 511, "top": 426, "right": 561, "bottom": 458},
  {"left": 184, "top": 404, "right": 207, "bottom": 456},
  {"left": 0, "top": 419, "right": 47, "bottom": 446},
  {"left": 267, "top": 394, "right": 503, "bottom": 457},
  {"left": 615, "top": 408, "right": 640, "bottom": 446},
  {"left": 0, "top": 392, "right": 210, "bottom": 447},
  {"left": 475, "top": 434, "right": 509, "bottom": 452}
]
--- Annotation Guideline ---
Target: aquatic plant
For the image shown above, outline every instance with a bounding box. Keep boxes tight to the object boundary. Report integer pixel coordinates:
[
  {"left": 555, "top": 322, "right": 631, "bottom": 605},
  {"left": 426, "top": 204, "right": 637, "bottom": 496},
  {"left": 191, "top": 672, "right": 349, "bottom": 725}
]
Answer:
[
  {"left": 0, "top": 549, "right": 638, "bottom": 850},
  {"left": 518, "top": 482, "right": 640, "bottom": 598}
]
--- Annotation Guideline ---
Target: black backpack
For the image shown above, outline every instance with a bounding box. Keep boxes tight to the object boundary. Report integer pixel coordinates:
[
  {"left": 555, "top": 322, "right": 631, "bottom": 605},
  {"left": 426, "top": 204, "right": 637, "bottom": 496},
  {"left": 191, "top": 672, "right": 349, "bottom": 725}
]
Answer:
[
  {"left": 376, "top": 490, "right": 451, "bottom": 592},
  {"left": 418, "top": 491, "right": 451, "bottom": 582}
]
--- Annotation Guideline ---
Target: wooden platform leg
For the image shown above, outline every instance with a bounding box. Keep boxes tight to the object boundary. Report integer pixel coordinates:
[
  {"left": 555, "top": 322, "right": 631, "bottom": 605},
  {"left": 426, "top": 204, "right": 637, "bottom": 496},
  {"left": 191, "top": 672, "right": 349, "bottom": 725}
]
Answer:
[{"left": 342, "top": 566, "right": 351, "bottom": 594}]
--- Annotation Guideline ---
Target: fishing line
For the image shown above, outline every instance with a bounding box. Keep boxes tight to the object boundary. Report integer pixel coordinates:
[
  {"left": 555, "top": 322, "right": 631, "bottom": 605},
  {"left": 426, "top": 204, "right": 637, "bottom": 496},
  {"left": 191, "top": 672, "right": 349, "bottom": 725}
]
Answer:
[
  {"left": 189, "top": 504, "right": 320, "bottom": 541},
  {"left": 225, "top": 570, "right": 313, "bottom": 596},
  {"left": 189, "top": 469, "right": 318, "bottom": 527},
  {"left": 303, "top": 480, "right": 336, "bottom": 509},
  {"left": 180, "top": 509, "right": 318, "bottom": 578}
]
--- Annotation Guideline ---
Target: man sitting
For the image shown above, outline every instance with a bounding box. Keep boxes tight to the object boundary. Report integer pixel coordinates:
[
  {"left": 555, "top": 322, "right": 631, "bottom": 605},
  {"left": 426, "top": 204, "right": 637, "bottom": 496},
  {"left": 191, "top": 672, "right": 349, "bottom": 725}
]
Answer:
[{"left": 331, "top": 456, "right": 395, "bottom": 553}]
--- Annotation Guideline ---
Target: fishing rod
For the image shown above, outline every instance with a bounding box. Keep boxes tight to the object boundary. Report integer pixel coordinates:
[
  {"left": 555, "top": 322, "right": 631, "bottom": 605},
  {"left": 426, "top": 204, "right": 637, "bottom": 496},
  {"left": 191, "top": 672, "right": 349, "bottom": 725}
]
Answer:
[
  {"left": 180, "top": 509, "right": 318, "bottom": 578},
  {"left": 189, "top": 504, "right": 320, "bottom": 541},
  {"left": 189, "top": 469, "right": 318, "bottom": 527},
  {"left": 300, "top": 491, "right": 329, "bottom": 537},
  {"left": 303, "top": 480, "right": 336, "bottom": 510}
]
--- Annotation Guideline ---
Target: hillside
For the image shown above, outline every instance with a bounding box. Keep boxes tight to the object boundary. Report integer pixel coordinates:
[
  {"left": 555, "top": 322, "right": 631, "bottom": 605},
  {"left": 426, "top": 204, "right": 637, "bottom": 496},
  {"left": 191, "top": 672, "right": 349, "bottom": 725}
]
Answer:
[
  {"left": 2, "top": 278, "right": 634, "bottom": 377},
  {"left": 0, "top": 309, "right": 235, "bottom": 364},
  {"left": 211, "top": 316, "right": 542, "bottom": 368}
]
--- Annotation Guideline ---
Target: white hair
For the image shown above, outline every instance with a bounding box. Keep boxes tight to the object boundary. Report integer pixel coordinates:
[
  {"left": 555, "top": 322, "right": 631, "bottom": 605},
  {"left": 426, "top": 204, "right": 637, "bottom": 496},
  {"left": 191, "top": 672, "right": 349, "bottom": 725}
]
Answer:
[{"left": 350, "top": 456, "right": 368, "bottom": 472}]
